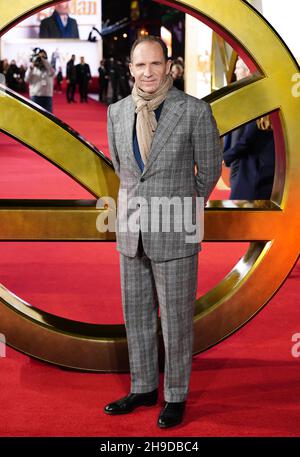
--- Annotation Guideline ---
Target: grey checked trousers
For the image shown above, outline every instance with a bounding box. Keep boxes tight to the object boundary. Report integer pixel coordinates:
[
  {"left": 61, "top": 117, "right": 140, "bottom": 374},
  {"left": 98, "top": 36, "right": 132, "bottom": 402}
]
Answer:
[{"left": 120, "top": 232, "right": 198, "bottom": 402}]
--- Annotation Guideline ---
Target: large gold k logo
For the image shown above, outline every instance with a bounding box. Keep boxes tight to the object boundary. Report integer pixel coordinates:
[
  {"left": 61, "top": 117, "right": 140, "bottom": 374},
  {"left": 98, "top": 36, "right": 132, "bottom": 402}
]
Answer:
[{"left": 0, "top": 0, "right": 299, "bottom": 371}]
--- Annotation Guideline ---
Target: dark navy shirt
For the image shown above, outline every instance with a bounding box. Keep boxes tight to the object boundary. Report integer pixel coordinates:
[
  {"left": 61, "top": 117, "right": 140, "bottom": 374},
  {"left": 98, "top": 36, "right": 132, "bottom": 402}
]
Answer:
[{"left": 133, "top": 101, "right": 164, "bottom": 172}]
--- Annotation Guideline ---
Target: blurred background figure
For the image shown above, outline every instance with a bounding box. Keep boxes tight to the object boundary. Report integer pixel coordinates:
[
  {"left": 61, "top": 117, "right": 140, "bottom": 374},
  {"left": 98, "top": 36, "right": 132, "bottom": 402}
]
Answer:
[
  {"left": 51, "top": 49, "right": 60, "bottom": 70},
  {"left": 39, "top": 2, "right": 79, "bottom": 39},
  {"left": 223, "top": 116, "right": 275, "bottom": 200},
  {"left": 6, "top": 60, "right": 22, "bottom": 92},
  {"left": 0, "top": 59, "right": 9, "bottom": 83},
  {"left": 171, "top": 61, "right": 184, "bottom": 91},
  {"left": 25, "top": 48, "right": 55, "bottom": 112},
  {"left": 234, "top": 56, "right": 251, "bottom": 81},
  {"left": 117, "top": 58, "right": 131, "bottom": 99},
  {"left": 55, "top": 66, "right": 63, "bottom": 93},
  {"left": 223, "top": 57, "right": 250, "bottom": 196},
  {"left": 98, "top": 59, "right": 109, "bottom": 103},
  {"left": 223, "top": 57, "right": 275, "bottom": 200},
  {"left": 66, "top": 54, "right": 77, "bottom": 103},
  {"left": 107, "top": 57, "right": 119, "bottom": 103},
  {"left": 76, "top": 56, "right": 91, "bottom": 103},
  {"left": 18, "top": 65, "right": 27, "bottom": 93}
]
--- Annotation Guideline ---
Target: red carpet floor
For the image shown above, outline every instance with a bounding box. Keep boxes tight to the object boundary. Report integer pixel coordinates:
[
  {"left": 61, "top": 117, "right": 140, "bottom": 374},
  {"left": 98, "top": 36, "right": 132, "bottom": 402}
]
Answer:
[{"left": 0, "top": 93, "right": 299, "bottom": 436}]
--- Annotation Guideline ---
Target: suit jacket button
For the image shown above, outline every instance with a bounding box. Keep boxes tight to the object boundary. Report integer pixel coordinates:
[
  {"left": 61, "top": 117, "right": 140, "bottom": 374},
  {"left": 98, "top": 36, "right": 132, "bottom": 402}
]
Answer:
[{"left": 140, "top": 177, "right": 145, "bottom": 182}]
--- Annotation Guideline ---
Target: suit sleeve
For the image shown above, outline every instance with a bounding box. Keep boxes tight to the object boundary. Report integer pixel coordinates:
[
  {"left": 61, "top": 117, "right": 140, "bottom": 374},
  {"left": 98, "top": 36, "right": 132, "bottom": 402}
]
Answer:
[
  {"left": 192, "top": 103, "right": 222, "bottom": 204},
  {"left": 71, "top": 19, "right": 79, "bottom": 38},
  {"left": 107, "top": 105, "right": 120, "bottom": 178}
]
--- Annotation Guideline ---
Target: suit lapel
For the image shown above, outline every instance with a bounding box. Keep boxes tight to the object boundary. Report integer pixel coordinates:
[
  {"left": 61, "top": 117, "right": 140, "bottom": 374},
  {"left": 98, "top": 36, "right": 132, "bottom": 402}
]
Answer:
[
  {"left": 142, "top": 88, "right": 186, "bottom": 175},
  {"left": 123, "top": 95, "right": 141, "bottom": 176}
]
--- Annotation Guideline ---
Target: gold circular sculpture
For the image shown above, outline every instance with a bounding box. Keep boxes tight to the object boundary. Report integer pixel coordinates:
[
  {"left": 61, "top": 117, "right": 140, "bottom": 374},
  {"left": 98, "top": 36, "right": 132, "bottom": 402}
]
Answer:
[{"left": 0, "top": 0, "right": 299, "bottom": 371}]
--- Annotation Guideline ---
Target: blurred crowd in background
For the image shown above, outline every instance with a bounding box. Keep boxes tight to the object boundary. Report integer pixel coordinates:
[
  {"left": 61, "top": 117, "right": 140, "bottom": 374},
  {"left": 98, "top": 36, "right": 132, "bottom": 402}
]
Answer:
[{"left": 0, "top": 53, "right": 185, "bottom": 105}]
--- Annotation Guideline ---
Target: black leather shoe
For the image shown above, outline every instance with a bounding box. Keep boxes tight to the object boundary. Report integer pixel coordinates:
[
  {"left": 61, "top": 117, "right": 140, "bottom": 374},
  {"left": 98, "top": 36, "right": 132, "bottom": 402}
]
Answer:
[
  {"left": 157, "top": 401, "right": 186, "bottom": 428},
  {"left": 104, "top": 389, "right": 158, "bottom": 415}
]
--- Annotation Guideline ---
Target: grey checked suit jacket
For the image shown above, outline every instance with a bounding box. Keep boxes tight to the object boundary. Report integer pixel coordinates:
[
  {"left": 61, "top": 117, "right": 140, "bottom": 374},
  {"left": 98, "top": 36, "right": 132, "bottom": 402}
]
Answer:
[{"left": 107, "top": 86, "right": 222, "bottom": 261}]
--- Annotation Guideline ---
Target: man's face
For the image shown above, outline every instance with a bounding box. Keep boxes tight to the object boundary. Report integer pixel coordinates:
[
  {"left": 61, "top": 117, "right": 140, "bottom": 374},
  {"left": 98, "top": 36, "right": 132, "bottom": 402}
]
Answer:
[
  {"left": 129, "top": 41, "right": 172, "bottom": 94},
  {"left": 234, "top": 58, "right": 250, "bottom": 81},
  {"left": 55, "top": 2, "right": 70, "bottom": 15},
  {"left": 80, "top": 57, "right": 84, "bottom": 64}
]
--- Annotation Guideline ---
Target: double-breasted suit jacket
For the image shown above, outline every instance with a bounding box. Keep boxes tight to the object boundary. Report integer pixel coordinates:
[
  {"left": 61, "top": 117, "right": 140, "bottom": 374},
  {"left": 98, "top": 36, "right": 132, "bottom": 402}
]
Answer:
[{"left": 107, "top": 86, "right": 222, "bottom": 261}]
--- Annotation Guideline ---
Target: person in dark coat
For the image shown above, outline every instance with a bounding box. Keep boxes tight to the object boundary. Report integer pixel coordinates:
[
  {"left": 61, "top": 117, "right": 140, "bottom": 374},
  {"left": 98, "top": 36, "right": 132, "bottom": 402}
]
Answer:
[
  {"left": 18, "top": 65, "right": 27, "bottom": 93},
  {"left": 75, "top": 56, "right": 91, "bottom": 102},
  {"left": 6, "top": 60, "right": 21, "bottom": 92},
  {"left": 39, "top": 3, "right": 79, "bottom": 39},
  {"left": 223, "top": 118, "right": 275, "bottom": 199},
  {"left": 224, "top": 56, "right": 250, "bottom": 193},
  {"left": 98, "top": 59, "right": 108, "bottom": 102},
  {"left": 223, "top": 125, "right": 247, "bottom": 191},
  {"left": 117, "top": 59, "right": 131, "bottom": 99},
  {"left": 66, "top": 54, "right": 77, "bottom": 102},
  {"left": 223, "top": 55, "right": 275, "bottom": 200}
]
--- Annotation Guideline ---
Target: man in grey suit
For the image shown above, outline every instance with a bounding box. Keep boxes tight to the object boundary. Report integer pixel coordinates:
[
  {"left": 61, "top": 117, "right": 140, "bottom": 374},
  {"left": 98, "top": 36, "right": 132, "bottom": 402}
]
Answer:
[{"left": 104, "top": 36, "right": 222, "bottom": 428}]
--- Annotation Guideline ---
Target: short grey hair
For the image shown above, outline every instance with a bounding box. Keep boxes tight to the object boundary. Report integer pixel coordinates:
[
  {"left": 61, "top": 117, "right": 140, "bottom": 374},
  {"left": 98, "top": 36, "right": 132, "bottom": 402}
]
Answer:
[{"left": 130, "top": 35, "right": 169, "bottom": 62}]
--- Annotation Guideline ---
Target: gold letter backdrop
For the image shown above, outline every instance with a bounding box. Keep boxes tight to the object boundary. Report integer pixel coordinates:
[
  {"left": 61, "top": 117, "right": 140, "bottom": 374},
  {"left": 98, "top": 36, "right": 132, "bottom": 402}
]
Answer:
[{"left": 0, "top": 0, "right": 299, "bottom": 371}]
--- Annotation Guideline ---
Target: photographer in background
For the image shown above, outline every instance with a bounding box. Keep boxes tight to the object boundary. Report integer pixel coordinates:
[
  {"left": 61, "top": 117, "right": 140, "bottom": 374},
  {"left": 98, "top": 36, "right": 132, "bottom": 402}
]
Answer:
[{"left": 25, "top": 48, "right": 55, "bottom": 113}]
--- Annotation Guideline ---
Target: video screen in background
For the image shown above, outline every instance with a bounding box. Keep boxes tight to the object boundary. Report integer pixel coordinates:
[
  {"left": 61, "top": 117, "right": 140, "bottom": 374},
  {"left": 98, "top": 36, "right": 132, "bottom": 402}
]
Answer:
[
  {"left": 4, "top": 0, "right": 101, "bottom": 40},
  {"left": 1, "top": 0, "right": 102, "bottom": 77}
]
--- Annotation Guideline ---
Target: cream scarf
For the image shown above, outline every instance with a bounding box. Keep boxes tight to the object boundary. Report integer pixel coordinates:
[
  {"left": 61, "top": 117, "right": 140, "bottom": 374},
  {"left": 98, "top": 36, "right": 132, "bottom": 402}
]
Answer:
[{"left": 131, "top": 73, "right": 173, "bottom": 164}]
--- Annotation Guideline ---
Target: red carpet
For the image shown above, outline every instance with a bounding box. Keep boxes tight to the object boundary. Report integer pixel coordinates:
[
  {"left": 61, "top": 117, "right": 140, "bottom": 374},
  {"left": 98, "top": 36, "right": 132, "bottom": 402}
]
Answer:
[{"left": 0, "top": 93, "right": 299, "bottom": 436}]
